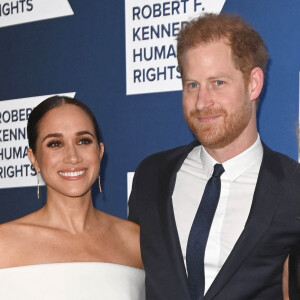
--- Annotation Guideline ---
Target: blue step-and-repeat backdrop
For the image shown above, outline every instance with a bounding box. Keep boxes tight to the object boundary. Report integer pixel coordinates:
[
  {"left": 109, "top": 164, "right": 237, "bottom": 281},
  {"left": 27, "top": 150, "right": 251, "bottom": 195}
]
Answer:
[{"left": 0, "top": 0, "right": 299, "bottom": 223}]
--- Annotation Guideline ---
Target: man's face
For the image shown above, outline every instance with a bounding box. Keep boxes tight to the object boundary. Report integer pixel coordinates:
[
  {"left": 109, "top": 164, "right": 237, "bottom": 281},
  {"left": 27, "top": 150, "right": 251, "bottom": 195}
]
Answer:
[{"left": 182, "top": 40, "right": 255, "bottom": 150}]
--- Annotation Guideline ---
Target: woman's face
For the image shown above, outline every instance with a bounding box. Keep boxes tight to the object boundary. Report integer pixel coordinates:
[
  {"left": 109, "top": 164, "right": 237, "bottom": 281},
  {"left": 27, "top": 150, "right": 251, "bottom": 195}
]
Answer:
[{"left": 28, "top": 104, "right": 104, "bottom": 199}]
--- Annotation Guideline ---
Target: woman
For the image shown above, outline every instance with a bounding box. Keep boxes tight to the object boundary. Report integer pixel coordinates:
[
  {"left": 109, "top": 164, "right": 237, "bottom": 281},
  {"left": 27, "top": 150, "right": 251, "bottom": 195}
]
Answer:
[
  {"left": 283, "top": 256, "right": 290, "bottom": 299},
  {"left": 283, "top": 246, "right": 300, "bottom": 300},
  {"left": 0, "top": 96, "right": 145, "bottom": 299}
]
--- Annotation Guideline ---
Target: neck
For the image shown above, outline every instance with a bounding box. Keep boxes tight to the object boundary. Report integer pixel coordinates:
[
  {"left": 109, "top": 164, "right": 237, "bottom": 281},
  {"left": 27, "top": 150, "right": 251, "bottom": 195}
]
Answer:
[
  {"left": 40, "top": 189, "right": 97, "bottom": 234},
  {"left": 204, "top": 130, "right": 258, "bottom": 163}
]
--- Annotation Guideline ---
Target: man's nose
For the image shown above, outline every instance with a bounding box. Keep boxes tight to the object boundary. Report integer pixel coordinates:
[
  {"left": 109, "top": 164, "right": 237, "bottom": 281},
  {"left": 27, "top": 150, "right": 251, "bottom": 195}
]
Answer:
[{"left": 195, "top": 87, "right": 214, "bottom": 111}]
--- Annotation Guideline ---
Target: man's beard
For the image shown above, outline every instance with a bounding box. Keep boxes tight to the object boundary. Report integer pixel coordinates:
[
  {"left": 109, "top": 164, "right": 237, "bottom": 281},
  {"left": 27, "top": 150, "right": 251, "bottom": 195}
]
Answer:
[{"left": 184, "top": 99, "right": 252, "bottom": 149}]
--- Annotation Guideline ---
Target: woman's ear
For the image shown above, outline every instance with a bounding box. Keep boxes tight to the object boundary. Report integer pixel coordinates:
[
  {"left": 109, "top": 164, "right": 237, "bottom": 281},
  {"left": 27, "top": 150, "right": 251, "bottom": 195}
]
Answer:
[
  {"left": 27, "top": 148, "right": 40, "bottom": 173},
  {"left": 99, "top": 142, "right": 104, "bottom": 160}
]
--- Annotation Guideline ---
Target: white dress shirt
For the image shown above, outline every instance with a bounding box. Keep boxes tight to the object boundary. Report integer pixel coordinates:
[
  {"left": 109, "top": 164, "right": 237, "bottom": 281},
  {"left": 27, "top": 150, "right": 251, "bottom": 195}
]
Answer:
[{"left": 172, "top": 136, "right": 263, "bottom": 293}]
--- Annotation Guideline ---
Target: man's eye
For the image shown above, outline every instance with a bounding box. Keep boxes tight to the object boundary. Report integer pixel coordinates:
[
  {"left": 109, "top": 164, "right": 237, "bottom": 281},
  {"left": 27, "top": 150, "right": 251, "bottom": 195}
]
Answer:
[
  {"left": 215, "top": 80, "right": 224, "bottom": 86},
  {"left": 189, "top": 82, "right": 199, "bottom": 88},
  {"left": 78, "top": 138, "right": 92, "bottom": 145},
  {"left": 47, "top": 140, "right": 62, "bottom": 147}
]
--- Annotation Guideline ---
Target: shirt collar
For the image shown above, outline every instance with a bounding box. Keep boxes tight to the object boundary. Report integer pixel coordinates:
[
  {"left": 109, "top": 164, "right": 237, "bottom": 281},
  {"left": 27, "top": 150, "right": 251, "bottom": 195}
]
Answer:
[{"left": 200, "top": 135, "right": 263, "bottom": 182}]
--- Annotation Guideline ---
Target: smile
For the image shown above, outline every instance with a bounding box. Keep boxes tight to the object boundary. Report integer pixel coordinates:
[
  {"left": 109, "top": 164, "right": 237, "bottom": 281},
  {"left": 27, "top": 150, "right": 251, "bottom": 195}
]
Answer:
[
  {"left": 197, "top": 115, "right": 221, "bottom": 123},
  {"left": 59, "top": 170, "right": 86, "bottom": 177}
]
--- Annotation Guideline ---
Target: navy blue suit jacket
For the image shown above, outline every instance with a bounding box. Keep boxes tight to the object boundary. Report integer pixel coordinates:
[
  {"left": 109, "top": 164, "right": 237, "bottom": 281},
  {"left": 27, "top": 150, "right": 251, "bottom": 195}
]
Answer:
[{"left": 129, "top": 140, "right": 300, "bottom": 299}]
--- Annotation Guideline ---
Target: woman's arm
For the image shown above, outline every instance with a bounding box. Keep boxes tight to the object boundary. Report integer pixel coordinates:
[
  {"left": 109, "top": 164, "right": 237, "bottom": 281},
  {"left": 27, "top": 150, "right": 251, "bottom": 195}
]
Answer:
[{"left": 283, "top": 256, "right": 289, "bottom": 300}]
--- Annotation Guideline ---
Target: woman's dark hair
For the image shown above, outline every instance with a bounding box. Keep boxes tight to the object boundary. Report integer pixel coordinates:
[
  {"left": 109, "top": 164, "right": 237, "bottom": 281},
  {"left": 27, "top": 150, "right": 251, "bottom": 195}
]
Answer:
[{"left": 27, "top": 96, "right": 102, "bottom": 153}]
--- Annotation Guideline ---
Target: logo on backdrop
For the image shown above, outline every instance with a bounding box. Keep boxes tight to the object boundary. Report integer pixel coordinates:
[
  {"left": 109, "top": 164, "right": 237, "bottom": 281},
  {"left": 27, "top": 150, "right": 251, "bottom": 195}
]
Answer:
[
  {"left": 0, "top": 92, "right": 75, "bottom": 189},
  {"left": 125, "top": 0, "right": 226, "bottom": 95},
  {"left": 0, "top": 0, "right": 73, "bottom": 28}
]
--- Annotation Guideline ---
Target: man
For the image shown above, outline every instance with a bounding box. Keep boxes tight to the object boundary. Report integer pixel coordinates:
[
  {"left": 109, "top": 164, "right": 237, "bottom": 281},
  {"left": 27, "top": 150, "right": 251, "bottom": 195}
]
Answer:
[{"left": 129, "top": 13, "right": 300, "bottom": 299}]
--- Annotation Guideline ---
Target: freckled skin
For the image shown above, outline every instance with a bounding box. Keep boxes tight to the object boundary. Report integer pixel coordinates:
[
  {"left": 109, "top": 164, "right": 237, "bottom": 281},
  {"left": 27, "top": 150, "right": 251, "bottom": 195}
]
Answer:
[{"left": 182, "top": 40, "right": 263, "bottom": 162}]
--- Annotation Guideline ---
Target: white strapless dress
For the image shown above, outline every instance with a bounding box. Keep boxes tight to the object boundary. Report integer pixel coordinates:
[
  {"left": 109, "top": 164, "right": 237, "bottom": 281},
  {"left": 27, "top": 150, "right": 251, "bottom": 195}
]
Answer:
[{"left": 0, "top": 262, "right": 145, "bottom": 299}]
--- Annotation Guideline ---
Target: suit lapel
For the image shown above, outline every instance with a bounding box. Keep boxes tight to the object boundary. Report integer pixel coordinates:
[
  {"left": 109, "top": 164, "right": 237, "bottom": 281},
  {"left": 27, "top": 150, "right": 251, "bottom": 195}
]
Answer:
[
  {"left": 204, "top": 144, "right": 285, "bottom": 299},
  {"left": 158, "top": 140, "right": 199, "bottom": 299}
]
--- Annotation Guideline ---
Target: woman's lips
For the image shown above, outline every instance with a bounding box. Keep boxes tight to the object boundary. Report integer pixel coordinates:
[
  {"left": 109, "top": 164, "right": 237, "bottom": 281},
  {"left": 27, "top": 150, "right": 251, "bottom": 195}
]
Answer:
[{"left": 58, "top": 169, "right": 86, "bottom": 179}]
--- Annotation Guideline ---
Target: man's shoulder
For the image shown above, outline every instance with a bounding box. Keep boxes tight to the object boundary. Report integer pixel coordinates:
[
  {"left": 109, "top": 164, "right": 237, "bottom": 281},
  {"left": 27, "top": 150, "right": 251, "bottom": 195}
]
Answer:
[
  {"left": 263, "top": 142, "right": 298, "bottom": 164},
  {"left": 262, "top": 142, "right": 300, "bottom": 178}
]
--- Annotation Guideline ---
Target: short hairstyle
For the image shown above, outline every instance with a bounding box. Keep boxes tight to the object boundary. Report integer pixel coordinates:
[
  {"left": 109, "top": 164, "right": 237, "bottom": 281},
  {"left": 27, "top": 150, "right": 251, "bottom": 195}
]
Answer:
[
  {"left": 27, "top": 95, "right": 102, "bottom": 153},
  {"left": 177, "top": 13, "right": 269, "bottom": 81}
]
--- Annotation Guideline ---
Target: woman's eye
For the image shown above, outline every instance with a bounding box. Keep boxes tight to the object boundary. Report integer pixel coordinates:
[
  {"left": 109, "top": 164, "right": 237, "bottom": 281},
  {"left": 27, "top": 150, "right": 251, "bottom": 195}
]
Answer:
[
  {"left": 47, "top": 140, "right": 62, "bottom": 147},
  {"left": 78, "top": 138, "right": 92, "bottom": 145}
]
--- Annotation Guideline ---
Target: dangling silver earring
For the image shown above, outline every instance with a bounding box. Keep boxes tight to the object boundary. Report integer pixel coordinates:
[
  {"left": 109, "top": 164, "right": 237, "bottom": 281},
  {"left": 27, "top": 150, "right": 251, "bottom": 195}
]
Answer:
[
  {"left": 37, "top": 172, "right": 40, "bottom": 199},
  {"left": 98, "top": 175, "right": 102, "bottom": 192}
]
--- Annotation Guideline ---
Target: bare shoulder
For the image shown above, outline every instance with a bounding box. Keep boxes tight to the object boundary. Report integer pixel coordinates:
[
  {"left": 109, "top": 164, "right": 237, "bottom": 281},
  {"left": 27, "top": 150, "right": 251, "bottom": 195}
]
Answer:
[
  {"left": 95, "top": 210, "right": 143, "bottom": 269},
  {"left": 114, "top": 217, "right": 140, "bottom": 243},
  {"left": 96, "top": 210, "right": 140, "bottom": 236},
  {"left": 0, "top": 213, "right": 34, "bottom": 239},
  {"left": 0, "top": 212, "right": 42, "bottom": 267}
]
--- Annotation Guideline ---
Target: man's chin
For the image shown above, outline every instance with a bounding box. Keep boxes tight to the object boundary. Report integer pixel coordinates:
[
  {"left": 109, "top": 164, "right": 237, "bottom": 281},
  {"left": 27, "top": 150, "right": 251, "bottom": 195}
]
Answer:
[{"left": 195, "top": 132, "right": 231, "bottom": 149}]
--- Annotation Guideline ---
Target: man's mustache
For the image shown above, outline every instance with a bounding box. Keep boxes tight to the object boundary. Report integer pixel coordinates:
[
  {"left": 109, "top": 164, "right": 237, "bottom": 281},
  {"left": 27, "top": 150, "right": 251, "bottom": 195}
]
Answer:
[{"left": 189, "top": 108, "right": 227, "bottom": 118}]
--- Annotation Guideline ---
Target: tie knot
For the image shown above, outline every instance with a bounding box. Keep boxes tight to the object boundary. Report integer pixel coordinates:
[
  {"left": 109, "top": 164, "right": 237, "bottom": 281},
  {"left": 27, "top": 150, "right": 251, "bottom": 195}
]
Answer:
[{"left": 212, "top": 164, "right": 224, "bottom": 178}]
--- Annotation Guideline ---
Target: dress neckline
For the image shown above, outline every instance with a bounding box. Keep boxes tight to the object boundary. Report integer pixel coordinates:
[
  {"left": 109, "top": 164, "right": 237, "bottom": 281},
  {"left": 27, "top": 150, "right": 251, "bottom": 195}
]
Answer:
[{"left": 0, "top": 261, "right": 144, "bottom": 272}]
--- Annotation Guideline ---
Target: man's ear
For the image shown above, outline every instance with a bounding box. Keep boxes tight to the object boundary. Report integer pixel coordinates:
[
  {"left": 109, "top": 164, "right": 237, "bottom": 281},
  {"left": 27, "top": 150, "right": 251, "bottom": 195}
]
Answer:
[
  {"left": 249, "top": 67, "right": 264, "bottom": 101},
  {"left": 27, "top": 148, "right": 40, "bottom": 173}
]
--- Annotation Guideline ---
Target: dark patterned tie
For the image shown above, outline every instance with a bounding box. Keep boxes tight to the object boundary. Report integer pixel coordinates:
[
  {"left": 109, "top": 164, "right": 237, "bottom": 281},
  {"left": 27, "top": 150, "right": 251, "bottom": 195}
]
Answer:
[{"left": 186, "top": 163, "right": 225, "bottom": 300}]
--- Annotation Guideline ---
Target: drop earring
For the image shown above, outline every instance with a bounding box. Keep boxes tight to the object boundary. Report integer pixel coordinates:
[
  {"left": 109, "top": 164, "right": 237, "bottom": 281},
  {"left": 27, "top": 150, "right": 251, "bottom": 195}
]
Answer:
[
  {"left": 98, "top": 175, "right": 102, "bottom": 192},
  {"left": 37, "top": 172, "right": 40, "bottom": 199}
]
